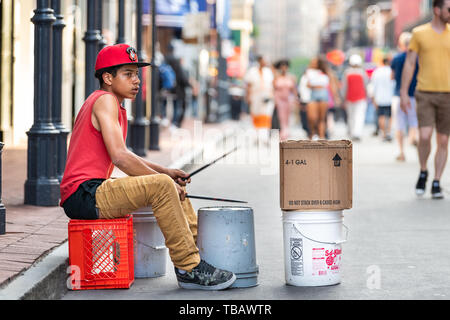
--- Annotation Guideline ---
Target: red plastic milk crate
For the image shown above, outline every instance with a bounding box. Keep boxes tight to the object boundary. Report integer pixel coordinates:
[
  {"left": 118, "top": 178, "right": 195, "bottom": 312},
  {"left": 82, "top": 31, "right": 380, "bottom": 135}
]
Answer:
[{"left": 68, "top": 215, "right": 134, "bottom": 290}]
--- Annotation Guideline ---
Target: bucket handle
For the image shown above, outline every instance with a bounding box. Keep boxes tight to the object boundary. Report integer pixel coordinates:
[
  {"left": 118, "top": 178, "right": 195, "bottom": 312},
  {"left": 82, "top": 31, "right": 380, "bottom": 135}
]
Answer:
[
  {"left": 292, "top": 223, "right": 349, "bottom": 245},
  {"left": 136, "top": 239, "right": 166, "bottom": 250}
]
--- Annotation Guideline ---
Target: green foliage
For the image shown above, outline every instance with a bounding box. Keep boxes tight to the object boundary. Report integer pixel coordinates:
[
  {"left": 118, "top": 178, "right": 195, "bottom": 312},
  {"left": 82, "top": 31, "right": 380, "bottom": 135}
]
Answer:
[{"left": 251, "top": 25, "right": 260, "bottom": 38}]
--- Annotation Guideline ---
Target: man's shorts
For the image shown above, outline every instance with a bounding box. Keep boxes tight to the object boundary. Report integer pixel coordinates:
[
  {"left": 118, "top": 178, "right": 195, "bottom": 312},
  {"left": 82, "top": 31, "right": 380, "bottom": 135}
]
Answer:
[
  {"left": 415, "top": 91, "right": 450, "bottom": 135},
  {"left": 377, "top": 105, "right": 391, "bottom": 117}
]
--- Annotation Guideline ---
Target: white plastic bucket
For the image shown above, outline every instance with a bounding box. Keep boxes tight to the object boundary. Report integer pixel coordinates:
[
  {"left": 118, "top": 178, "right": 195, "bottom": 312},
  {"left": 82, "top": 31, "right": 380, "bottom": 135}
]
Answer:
[
  {"left": 132, "top": 207, "right": 168, "bottom": 278},
  {"left": 282, "top": 210, "right": 348, "bottom": 286}
]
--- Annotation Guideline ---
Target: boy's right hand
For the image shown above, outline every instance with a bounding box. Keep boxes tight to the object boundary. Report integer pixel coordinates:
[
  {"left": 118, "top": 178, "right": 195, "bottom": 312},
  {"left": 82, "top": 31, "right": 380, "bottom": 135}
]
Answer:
[
  {"left": 175, "top": 183, "right": 186, "bottom": 201},
  {"left": 166, "top": 168, "right": 191, "bottom": 186}
]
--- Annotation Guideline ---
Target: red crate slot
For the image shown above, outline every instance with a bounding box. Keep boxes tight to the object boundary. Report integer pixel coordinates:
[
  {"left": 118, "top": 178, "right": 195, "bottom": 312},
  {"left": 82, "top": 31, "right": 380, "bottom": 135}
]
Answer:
[{"left": 68, "top": 215, "right": 134, "bottom": 290}]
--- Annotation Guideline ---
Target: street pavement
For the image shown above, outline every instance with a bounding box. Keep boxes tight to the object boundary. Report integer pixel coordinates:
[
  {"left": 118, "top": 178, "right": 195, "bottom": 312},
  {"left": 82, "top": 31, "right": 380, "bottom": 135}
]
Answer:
[{"left": 62, "top": 121, "right": 450, "bottom": 300}]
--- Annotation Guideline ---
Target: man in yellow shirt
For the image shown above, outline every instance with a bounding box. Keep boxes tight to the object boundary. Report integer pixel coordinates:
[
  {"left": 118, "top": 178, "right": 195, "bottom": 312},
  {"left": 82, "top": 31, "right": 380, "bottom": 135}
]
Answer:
[{"left": 400, "top": 0, "right": 450, "bottom": 199}]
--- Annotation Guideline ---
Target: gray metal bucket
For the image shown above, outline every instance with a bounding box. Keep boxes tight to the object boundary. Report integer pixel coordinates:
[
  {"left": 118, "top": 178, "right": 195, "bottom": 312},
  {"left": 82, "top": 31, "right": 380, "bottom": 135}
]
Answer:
[
  {"left": 197, "top": 206, "right": 259, "bottom": 288},
  {"left": 132, "top": 207, "right": 168, "bottom": 278}
]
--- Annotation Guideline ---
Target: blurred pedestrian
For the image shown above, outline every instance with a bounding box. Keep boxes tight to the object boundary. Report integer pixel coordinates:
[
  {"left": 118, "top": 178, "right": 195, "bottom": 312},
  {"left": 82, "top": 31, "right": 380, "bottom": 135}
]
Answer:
[
  {"left": 400, "top": 0, "right": 450, "bottom": 199},
  {"left": 174, "top": 58, "right": 192, "bottom": 127},
  {"left": 391, "top": 32, "right": 419, "bottom": 162},
  {"left": 157, "top": 56, "right": 176, "bottom": 126},
  {"left": 186, "top": 74, "right": 199, "bottom": 119},
  {"left": 298, "top": 69, "right": 311, "bottom": 137},
  {"left": 326, "top": 66, "right": 342, "bottom": 139},
  {"left": 370, "top": 57, "right": 395, "bottom": 142},
  {"left": 341, "top": 54, "right": 369, "bottom": 142},
  {"left": 229, "top": 79, "right": 245, "bottom": 121},
  {"left": 363, "top": 65, "right": 378, "bottom": 136},
  {"left": 304, "top": 56, "right": 330, "bottom": 139},
  {"left": 273, "top": 59, "right": 299, "bottom": 141},
  {"left": 165, "top": 43, "right": 191, "bottom": 128},
  {"left": 244, "top": 56, "right": 275, "bottom": 140}
]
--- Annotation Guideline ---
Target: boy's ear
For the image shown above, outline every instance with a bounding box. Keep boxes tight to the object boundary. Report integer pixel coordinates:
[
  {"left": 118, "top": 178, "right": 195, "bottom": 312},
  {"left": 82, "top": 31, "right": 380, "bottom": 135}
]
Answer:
[{"left": 102, "top": 72, "right": 113, "bottom": 86}]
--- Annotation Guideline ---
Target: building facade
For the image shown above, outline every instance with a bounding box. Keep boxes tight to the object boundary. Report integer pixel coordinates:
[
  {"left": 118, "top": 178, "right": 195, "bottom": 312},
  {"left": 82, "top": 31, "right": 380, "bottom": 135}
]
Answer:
[
  {"left": 0, "top": 0, "right": 138, "bottom": 147},
  {"left": 252, "top": 0, "right": 326, "bottom": 62}
]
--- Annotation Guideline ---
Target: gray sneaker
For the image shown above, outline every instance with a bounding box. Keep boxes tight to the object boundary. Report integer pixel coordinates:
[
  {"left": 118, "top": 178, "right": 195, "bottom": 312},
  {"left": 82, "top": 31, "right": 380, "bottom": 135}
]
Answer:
[{"left": 175, "top": 260, "right": 236, "bottom": 290}]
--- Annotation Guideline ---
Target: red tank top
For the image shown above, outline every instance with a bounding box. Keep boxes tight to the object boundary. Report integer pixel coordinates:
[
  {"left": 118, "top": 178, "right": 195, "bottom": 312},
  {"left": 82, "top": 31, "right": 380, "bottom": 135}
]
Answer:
[
  {"left": 346, "top": 73, "right": 366, "bottom": 102},
  {"left": 60, "top": 90, "right": 128, "bottom": 206}
]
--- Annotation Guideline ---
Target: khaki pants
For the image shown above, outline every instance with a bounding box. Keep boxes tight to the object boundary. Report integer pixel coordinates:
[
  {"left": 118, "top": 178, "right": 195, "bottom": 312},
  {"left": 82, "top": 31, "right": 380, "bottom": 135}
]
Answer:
[{"left": 95, "top": 174, "right": 200, "bottom": 272}]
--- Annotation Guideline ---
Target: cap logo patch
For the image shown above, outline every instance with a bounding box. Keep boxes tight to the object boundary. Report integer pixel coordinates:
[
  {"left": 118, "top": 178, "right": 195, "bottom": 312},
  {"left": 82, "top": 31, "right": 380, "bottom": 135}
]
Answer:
[{"left": 127, "top": 47, "right": 138, "bottom": 62}]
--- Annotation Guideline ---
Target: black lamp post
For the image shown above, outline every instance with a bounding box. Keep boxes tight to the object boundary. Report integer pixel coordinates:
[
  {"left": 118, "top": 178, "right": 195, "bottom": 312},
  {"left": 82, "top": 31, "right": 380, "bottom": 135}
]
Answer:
[
  {"left": 51, "top": 0, "right": 69, "bottom": 182},
  {"left": 24, "top": 0, "right": 60, "bottom": 206},
  {"left": 83, "top": 0, "right": 102, "bottom": 98},
  {"left": 130, "top": 0, "right": 149, "bottom": 156},
  {"left": 117, "top": 0, "right": 126, "bottom": 44},
  {"left": 149, "top": 0, "right": 160, "bottom": 150},
  {"left": 0, "top": 142, "right": 5, "bottom": 234}
]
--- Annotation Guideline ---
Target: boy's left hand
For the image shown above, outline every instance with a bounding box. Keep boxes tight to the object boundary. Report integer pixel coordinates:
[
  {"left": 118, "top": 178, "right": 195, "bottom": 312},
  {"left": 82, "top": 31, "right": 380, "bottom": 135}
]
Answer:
[{"left": 166, "top": 168, "right": 191, "bottom": 186}]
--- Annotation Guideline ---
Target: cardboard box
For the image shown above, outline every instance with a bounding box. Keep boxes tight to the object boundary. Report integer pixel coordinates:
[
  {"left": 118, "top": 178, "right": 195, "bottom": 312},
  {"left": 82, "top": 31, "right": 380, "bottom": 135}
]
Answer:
[{"left": 280, "top": 140, "right": 352, "bottom": 211}]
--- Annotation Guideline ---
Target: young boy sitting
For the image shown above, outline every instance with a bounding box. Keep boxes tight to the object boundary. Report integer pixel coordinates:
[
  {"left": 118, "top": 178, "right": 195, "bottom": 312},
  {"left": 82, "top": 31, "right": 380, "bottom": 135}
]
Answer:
[{"left": 60, "top": 44, "right": 236, "bottom": 290}]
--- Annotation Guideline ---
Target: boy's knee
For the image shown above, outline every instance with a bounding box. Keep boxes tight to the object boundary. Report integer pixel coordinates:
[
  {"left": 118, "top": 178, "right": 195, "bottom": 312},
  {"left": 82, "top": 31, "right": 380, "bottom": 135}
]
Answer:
[{"left": 156, "top": 174, "right": 176, "bottom": 189}]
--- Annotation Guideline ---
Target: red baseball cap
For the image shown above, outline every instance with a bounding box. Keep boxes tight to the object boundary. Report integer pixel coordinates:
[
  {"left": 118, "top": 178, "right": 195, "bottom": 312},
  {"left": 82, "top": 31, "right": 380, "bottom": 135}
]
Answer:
[{"left": 95, "top": 44, "right": 151, "bottom": 71}]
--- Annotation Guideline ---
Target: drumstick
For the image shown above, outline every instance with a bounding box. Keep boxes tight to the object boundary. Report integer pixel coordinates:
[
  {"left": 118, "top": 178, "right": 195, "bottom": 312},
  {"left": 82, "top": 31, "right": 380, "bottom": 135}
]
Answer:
[
  {"left": 183, "top": 147, "right": 238, "bottom": 180},
  {"left": 186, "top": 194, "right": 248, "bottom": 204}
]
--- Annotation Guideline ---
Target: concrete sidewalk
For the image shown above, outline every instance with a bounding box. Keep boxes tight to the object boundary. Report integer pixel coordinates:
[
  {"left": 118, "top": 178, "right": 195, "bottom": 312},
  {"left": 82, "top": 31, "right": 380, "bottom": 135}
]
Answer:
[
  {"left": 61, "top": 122, "right": 450, "bottom": 300},
  {"left": 0, "top": 117, "right": 241, "bottom": 299},
  {"left": 4, "top": 117, "right": 450, "bottom": 300}
]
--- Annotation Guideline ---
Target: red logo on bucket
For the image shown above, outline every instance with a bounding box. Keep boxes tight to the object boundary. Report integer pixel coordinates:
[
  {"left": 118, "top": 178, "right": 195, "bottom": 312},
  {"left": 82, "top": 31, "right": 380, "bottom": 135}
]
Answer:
[{"left": 325, "top": 248, "right": 342, "bottom": 268}]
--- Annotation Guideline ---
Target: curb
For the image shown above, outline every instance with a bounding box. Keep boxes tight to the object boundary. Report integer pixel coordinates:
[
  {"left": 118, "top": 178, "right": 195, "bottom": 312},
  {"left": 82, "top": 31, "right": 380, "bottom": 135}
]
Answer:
[
  {"left": 0, "top": 243, "right": 69, "bottom": 300},
  {"left": 0, "top": 125, "right": 238, "bottom": 300}
]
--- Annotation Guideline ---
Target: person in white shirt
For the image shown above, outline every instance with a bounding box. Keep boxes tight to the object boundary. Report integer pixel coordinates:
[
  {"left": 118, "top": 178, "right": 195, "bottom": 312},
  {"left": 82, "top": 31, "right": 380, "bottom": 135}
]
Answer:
[
  {"left": 370, "top": 57, "right": 395, "bottom": 141},
  {"left": 305, "top": 56, "right": 331, "bottom": 139},
  {"left": 244, "top": 56, "right": 275, "bottom": 131},
  {"left": 298, "top": 72, "right": 312, "bottom": 137}
]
